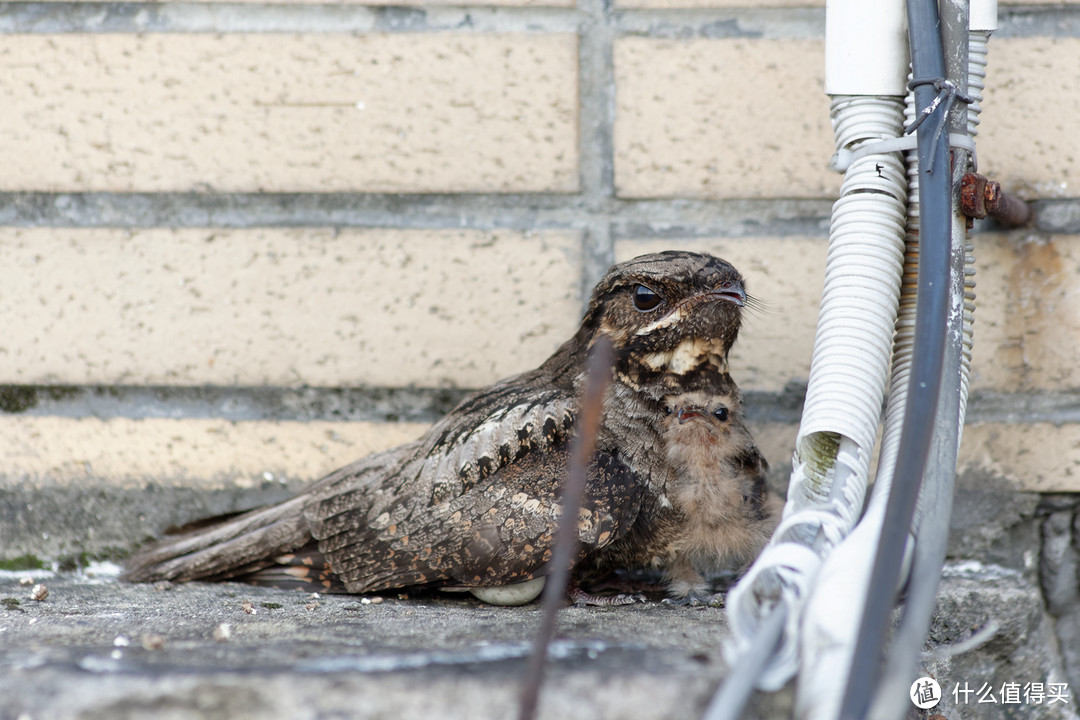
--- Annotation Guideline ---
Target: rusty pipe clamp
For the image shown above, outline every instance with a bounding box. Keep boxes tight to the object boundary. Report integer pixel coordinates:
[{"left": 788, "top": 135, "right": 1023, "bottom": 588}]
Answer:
[{"left": 960, "top": 173, "right": 1032, "bottom": 228}]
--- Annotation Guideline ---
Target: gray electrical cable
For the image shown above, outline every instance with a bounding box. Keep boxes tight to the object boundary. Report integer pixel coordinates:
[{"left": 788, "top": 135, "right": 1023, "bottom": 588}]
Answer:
[
  {"left": 702, "top": 604, "right": 787, "bottom": 720},
  {"left": 838, "top": 0, "right": 954, "bottom": 717},
  {"left": 866, "top": 7, "right": 977, "bottom": 718}
]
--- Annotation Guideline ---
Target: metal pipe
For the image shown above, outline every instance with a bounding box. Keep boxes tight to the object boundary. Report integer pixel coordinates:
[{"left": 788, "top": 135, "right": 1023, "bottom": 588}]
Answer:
[
  {"left": 960, "top": 172, "right": 1032, "bottom": 227},
  {"left": 984, "top": 180, "right": 1032, "bottom": 227}
]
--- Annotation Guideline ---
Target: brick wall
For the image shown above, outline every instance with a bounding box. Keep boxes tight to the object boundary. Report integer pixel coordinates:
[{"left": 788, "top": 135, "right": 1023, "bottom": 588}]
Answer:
[{"left": 1, "top": 1, "right": 1079, "bottom": 562}]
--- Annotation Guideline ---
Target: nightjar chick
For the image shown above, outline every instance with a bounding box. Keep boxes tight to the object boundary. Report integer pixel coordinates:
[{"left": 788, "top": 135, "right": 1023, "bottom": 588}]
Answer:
[
  {"left": 655, "top": 382, "right": 781, "bottom": 603},
  {"left": 124, "top": 251, "right": 776, "bottom": 605}
]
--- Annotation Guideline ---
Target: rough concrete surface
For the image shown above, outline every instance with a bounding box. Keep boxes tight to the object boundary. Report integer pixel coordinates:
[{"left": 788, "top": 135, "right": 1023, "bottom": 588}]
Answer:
[
  {"left": 0, "top": 569, "right": 792, "bottom": 720},
  {"left": 1, "top": 563, "right": 1076, "bottom": 720},
  {"left": 925, "top": 563, "right": 1079, "bottom": 720}
]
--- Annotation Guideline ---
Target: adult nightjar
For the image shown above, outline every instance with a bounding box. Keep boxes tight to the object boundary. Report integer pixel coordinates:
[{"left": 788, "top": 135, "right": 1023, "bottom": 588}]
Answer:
[{"left": 124, "top": 251, "right": 778, "bottom": 605}]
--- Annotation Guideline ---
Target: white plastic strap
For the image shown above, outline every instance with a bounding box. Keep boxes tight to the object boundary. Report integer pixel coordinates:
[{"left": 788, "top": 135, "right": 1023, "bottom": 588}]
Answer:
[{"left": 830, "top": 132, "right": 976, "bottom": 172}]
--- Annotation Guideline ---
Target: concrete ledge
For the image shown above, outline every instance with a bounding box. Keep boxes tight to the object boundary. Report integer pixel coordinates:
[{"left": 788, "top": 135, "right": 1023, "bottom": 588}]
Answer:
[
  {"left": 0, "top": 574, "right": 793, "bottom": 720},
  {"left": 0, "top": 566, "right": 1072, "bottom": 719}
]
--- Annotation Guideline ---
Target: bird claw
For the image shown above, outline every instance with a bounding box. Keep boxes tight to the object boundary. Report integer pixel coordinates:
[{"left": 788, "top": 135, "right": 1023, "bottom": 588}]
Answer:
[{"left": 662, "top": 592, "right": 724, "bottom": 607}]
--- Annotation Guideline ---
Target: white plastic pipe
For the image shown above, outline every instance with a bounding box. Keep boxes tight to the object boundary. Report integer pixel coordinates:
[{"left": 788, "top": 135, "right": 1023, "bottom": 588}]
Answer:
[
  {"left": 826, "top": 0, "right": 909, "bottom": 95},
  {"left": 969, "top": 0, "right": 998, "bottom": 31}
]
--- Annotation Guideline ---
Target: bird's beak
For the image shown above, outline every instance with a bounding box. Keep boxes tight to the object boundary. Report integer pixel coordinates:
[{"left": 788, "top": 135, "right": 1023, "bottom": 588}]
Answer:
[
  {"left": 710, "top": 280, "right": 746, "bottom": 307},
  {"left": 676, "top": 407, "right": 705, "bottom": 424}
]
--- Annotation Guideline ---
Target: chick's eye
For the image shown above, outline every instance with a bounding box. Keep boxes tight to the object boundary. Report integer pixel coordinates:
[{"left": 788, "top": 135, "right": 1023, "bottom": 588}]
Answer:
[
  {"left": 713, "top": 407, "right": 729, "bottom": 422},
  {"left": 633, "top": 284, "right": 662, "bottom": 312}
]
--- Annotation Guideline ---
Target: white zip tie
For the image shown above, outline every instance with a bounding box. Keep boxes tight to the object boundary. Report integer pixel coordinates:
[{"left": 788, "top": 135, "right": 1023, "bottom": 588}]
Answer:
[{"left": 830, "top": 133, "right": 976, "bottom": 173}]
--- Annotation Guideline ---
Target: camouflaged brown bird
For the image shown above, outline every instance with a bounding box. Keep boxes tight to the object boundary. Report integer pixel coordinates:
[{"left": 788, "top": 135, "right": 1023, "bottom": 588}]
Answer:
[
  {"left": 124, "top": 250, "right": 778, "bottom": 605},
  {"left": 654, "top": 382, "right": 781, "bottom": 602}
]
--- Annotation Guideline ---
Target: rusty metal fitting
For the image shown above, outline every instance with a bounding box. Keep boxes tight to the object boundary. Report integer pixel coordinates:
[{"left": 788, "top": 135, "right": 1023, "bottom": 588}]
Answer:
[
  {"left": 960, "top": 173, "right": 1032, "bottom": 228},
  {"left": 960, "top": 173, "right": 989, "bottom": 219}
]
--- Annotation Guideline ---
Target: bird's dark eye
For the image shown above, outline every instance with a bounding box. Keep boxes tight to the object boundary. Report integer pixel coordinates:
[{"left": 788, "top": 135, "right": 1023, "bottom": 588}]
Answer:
[
  {"left": 633, "top": 284, "right": 662, "bottom": 312},
  {"left": 713, "top": 407, "right": 729, "bottom": 422}
]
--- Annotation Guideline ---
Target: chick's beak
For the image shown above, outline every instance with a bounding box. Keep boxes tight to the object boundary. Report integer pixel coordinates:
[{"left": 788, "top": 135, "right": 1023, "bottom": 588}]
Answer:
[{"left": 676, "top": 407, "right": 705, "bottom": 424}]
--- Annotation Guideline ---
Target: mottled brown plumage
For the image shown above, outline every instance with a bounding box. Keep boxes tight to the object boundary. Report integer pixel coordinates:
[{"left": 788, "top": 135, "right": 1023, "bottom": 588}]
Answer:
[
  {"left": 655, "top": 382, "right": 780, "bottom": 601},
  {"left": 124, "top": 250, "right": 770, "bottom": 603}
]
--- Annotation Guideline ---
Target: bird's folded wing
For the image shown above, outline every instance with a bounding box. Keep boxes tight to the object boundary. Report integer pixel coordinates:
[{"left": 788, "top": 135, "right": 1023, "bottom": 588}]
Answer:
[
  {"left": 307, "top": 381, "right": 578, "bottom": 549},
  {"left": 311, "top": 445, "right": 646, "bottom": 594}
]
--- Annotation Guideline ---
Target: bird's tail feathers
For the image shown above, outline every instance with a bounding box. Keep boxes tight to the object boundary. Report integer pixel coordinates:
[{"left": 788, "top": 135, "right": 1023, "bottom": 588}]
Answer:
[{"left": 122, "top": 495, "right": 312, "bottom": 583}]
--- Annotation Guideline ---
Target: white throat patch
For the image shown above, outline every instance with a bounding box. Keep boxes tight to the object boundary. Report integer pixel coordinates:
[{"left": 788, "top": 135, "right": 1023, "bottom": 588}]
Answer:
[{"left": 641, "top": 337, "right": 729, "bottom": 375}]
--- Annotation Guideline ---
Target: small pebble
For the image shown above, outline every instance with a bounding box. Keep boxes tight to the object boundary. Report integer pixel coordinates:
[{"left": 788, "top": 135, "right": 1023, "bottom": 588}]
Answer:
[
  {"left": 212, "top": 623, "right": 232, "bottom": 642},
  {"left": 30, "top": 584, "right": 48, "bottom": 602},
  {"left": 141, "top": 633, "right": 166, "bottom": 650},
  {"left": 18, "top": 577, "right": 34, "bottom": 587},
  {"left": 110, "top": 649, "right": 123, "bottom": 660},
  {"left": 241, "top": 601, "right": 256, "bottom": 615},
  {"left": 304, "top": 601, "right": 320, "bottom": 611},
  {"left": 113, "top": 635, "right": 130, "bottom": 648}
]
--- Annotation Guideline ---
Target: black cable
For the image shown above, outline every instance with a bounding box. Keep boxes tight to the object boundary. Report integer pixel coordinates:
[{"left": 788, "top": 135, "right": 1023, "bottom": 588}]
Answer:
[
  {"left": 868, "top": 8, "right": 975, "bottom": 717},
  {"left": 837, "top": 0, "right": 953, "bottom": 718}
]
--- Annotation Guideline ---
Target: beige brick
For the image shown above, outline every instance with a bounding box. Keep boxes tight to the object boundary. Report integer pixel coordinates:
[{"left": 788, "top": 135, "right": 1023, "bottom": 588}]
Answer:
[
  {"left": 0, "top": 415, "right": 797, "bottom": 497},
  {"left": 616, "top": 238, "right": 824, "bottom": 393},
  {"left": 959, "top": 423, "right": 1080, "bottom": 493},
  {"left": 0, "top": 34, "right": 578, "bottom": 193},
  {"left": 53, "top": 0, "right": 574, "bottom": 4},
  {"left": 3, "top": 417, "right": 1071, "bottom": 502},
  {"left": 0, "top": 416, "right": 427, "bottom": 488},
  {"left": 614, "top": 38, "right": 837, "bottom": 199},
  {"left": 980, "top": 38, "right": 1080, "bottom": 198},
  {"left": 182, "top": 0, "right": 571, "bottom": 5},
  {"left": 970, "top": 233, "right": 1080, "bottom": 393},
  {"left": 616, "top": 0, "right": 819, "bottom": 8},
  {"left": 0, "top": 228, "right": 582, "bottom": 388}
]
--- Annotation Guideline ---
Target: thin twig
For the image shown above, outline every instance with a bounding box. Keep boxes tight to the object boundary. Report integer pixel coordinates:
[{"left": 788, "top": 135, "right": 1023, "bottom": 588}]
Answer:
[
  {"left": 518, "top": 336, "right": 614, "bottom": 720},
  {"left": 921, "top": 619, "right": 1000, "bottom": 661}
]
